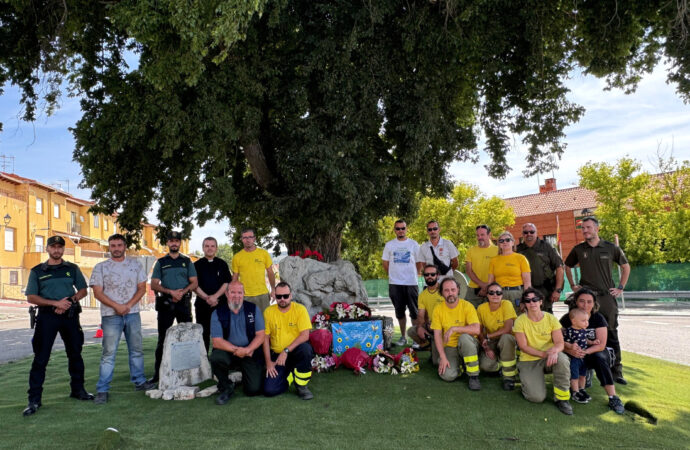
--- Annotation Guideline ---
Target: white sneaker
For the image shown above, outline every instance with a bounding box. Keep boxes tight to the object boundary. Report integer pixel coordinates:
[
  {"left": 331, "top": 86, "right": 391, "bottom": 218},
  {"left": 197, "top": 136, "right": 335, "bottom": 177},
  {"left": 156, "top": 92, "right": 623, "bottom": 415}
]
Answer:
[{"left": 396, "top": 337, "right": 407, "bottom": 346}]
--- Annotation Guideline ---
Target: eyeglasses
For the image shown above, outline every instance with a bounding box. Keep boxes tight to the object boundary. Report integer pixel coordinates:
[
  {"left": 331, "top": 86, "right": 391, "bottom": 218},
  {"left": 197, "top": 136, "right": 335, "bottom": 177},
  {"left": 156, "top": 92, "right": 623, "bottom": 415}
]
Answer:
[
  {"left": 275, "top": 294, "right": 290, "bottom": 299},
  {"left": 395, "top": 227, "right": 406, "bottom": 231},
  {"left": 427, "top": 227, "right": 438, "bottom": 231},
  {"left": 423, "top": 272, "right": 438, "bottom": 277},
  {"left": 498, "top": 238, "right": 512, "bottom": 243},
  {"left": 522, "top": 230, "right": 535, "bottom": 234},
  {"left": 522, "top": 297, "right": 540, "bottom": 303},
  {"left": 487, "top": 290, "right": 503, "bottom": 296}
]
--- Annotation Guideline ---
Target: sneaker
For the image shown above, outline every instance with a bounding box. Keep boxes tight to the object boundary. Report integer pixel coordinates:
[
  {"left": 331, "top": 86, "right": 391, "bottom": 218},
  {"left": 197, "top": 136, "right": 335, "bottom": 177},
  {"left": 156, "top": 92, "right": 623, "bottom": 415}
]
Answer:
[
  {"left": 579, "top": 389, "right": 592, "bottom": 403},
  {"left": 94, "top": 392, "right": 108, "bottom": 405},
  {"left": 135, "top": 380, "right": 157, "bottom": 391},
  {"left": 502, "top": 379, "right": 515, "bottom": 391},
  {"left": 22, "top": 402, "right": 40, "bottom": 417},
  {"left": 411, "top": 342, "right": 421, "bottom": 350},
  {"left": 608, "top": 395, "right": 625, "bottom": 414},
  {"left": 296, "top": 385, "right": 314, "bottom": 400},
  {"left": 69, "top": 390, "right": 95, "bottom": 401},
  {"left": 572, "top": 390, "right": 588, "bottom": 404},
  {"left": 468, "top": 376, "right": 481, "bottom": 391},
  {"left": 395, "top": 337, "right": 407, "bottom": 347},
  {"left": 555, "top": 400, "right": 574, "bottom": 415},
  {"left": 215, "top": 390, "right": 233, "bottom": 405}
]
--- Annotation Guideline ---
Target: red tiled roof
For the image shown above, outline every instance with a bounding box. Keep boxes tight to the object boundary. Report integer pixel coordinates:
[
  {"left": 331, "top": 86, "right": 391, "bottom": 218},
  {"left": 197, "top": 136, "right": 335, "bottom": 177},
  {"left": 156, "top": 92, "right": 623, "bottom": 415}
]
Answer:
[{"left": 503, "top": 186, "right": 597, "bottom": 217}]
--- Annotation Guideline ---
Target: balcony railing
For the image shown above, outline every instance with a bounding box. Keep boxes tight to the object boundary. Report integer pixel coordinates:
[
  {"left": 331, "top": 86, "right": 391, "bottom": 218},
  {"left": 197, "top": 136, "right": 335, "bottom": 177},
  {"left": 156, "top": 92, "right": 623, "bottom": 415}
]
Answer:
[{"left": 69, "top": 222, "right": 81, "bottom": 234}]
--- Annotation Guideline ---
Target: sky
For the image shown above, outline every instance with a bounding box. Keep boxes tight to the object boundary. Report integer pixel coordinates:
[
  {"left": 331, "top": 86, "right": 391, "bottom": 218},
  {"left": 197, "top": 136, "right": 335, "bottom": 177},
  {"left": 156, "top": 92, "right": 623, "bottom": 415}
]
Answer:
[{"left": 1, "top": 65, "right": 689, "bottom": 253}]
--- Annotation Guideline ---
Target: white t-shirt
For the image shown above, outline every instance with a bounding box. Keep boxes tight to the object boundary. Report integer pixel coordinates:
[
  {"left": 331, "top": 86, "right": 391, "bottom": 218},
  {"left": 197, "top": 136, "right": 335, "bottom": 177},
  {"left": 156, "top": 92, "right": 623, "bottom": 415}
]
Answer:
[
  {"left": 382, "top": 238, "right": 420, "bottom": 286},
  {"left": 417, "top": 238, "right": 459, "bottom": 278},
  {"left": 90, "top": 257, "right": 148, "bottom": 317}
]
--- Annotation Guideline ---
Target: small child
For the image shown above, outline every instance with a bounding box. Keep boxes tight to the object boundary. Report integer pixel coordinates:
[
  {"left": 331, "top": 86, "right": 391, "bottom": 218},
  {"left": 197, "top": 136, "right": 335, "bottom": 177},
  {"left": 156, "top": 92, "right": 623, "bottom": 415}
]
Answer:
[{"left": 563, "top": 309, "right": 598, "bottom": 404}]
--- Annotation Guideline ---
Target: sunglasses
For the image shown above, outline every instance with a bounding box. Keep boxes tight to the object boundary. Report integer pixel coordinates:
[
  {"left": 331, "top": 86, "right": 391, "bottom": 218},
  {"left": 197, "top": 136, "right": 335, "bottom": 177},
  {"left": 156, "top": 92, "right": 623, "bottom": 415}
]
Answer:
[
  {"left": 423, "top": 272, "right": 438, "bottom": 277},
  {"left": 498, "top": 238, "right": 512, "bottom": 243},
  {"left": 487, "top": 290, "right": 503, "bottom": 296},
  {"left": 522, "top": 297, "right": 540, "bottom": 303},
  {"left": 395, "top": 227, "right": 406, "bottom": 231},
  {"left": 522, "top": 230, "right": 535, "bottom": 234},
  {"left": 275, "top": 294, "right": 290, "bottom": 299},
  {"left": 427, "top": 227, "right": 438, "bottom": 231}
]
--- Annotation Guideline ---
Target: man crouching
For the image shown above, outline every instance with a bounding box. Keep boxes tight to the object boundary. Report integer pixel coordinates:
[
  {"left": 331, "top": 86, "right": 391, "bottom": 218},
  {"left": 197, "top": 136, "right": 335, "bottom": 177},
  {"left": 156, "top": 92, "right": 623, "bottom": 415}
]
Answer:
[
  {"left": 263, "top": 281, "right": 314, "bottom": 400},
  {"left": 209, "top": 281, "right": 265, "bottom": 405}
]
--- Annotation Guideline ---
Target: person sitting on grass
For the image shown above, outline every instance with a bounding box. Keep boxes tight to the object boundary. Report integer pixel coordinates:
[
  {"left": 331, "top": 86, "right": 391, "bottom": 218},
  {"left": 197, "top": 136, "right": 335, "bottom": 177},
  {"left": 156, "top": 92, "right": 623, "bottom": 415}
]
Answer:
[
  {"left": 432, "top": 278, "right": 482, "bottom": 390},
  {"left": 563, "top": 308, "right": 594, "bottom": 404},
  {"left": 513, "top": 288, "right": 573, "bottom": 415},
  {"left": 476, "top": 282, "right": 518, "bottom": 391},
  {"left": 560, "top": 288, "right": 625, "bottom": 414}
]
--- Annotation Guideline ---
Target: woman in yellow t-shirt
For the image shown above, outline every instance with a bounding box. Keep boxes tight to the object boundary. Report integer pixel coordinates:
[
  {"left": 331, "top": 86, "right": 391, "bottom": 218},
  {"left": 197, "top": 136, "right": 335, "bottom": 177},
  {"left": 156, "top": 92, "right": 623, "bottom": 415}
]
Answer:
[
  {"left": 487, "top": 231, "right": 531, "bottom": 312},
  {"left": 513, "top": 288, "right": 573, "bottom": 415},
  {"left": 476, "top": 282, "right": 517, "bottom": 390}
]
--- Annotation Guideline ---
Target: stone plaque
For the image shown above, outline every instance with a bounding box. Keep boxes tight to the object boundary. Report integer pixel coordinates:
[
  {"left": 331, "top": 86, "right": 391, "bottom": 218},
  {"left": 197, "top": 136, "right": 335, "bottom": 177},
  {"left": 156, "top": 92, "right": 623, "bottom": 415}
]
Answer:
[{"left": 171, "top": 341, "right": 201, "bottom": 371}]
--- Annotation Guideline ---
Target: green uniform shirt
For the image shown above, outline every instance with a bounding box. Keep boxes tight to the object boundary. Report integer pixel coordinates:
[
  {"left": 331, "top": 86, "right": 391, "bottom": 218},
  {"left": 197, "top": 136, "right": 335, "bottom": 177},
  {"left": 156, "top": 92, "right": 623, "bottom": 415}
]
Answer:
[
  {"left": 516, "top": 239, "right": 563, "bottom": 289},
  {"left": 152, "top": 254, "right": 197, "bottom": 290},
  {"left": 564, "top": 240, "right": 628, "bottom": 293},
  {"left": 25, "top": 261, "right": 87, "bottom": 300}
]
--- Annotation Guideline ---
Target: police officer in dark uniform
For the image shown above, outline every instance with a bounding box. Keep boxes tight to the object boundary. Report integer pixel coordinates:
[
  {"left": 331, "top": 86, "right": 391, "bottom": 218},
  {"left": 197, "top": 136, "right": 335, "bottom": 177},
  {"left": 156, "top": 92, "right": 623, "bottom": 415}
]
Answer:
[
  {"left": 149, "top": 230, "right": 198, "bottom": 384},
  {"left": 516, "top": 223, "right": 564, "bottom": 313},
  {"left": 23, "top": 235, "right": 93, "bottom": 416}
]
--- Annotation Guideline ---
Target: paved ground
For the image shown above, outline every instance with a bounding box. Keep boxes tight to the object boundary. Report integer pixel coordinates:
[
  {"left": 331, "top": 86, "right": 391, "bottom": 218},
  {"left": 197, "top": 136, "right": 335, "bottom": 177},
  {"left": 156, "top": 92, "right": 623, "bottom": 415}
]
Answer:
[{"left": 1, "top": 299, "right": 689, "bottom": 366}]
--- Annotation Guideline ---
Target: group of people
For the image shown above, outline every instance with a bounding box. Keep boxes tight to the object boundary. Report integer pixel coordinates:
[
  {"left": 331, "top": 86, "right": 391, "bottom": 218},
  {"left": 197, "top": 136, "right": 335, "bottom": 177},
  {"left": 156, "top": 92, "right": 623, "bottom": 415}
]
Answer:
[
  {"left": 21, "top": 216, "right": 630, "bottom": 417},
  {"left": 22, "top": 228, "right": 313, "bottom": 416},
  {"left": 383, "top": 217, "right": 630, "bottom": 415}
]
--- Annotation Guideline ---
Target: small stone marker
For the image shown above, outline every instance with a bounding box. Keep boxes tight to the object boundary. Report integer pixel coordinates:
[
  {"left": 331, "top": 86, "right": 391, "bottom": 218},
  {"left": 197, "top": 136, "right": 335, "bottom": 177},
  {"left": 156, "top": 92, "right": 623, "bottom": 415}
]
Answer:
[{"left": 158, "top": 323, "right": 211, "bottom": 391}]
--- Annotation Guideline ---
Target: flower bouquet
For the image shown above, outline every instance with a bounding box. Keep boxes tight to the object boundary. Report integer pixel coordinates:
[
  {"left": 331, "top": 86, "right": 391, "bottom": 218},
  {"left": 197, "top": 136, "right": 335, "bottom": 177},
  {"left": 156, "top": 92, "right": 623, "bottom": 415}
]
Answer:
[
  {"left": 394, "top": 347, "right": 420, "bottom": 374},
  {"left": 336, "top": 347, "right": 371, "bottom": 375},
  {"left": 311, "top": 311, "right": 330, "bottom": 329},
  {"left": 329, "top": 301, "right": 351, "bottom": 320},
  {"left": 311, "top": 354, "right": 336, "bottom": 373},
  {"left": 371, "top": 351, "right": 397, "bottom": 374},
  {"left": 309, "top": 328, "right": 333, "bottom": 355}
]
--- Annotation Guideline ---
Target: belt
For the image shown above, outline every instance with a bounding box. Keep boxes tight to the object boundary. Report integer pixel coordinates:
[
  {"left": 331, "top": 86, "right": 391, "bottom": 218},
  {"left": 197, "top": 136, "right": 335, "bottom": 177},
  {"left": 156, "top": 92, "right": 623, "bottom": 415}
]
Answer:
[{"left": 503, "top": 286, "right": 523, "bottom": 291}]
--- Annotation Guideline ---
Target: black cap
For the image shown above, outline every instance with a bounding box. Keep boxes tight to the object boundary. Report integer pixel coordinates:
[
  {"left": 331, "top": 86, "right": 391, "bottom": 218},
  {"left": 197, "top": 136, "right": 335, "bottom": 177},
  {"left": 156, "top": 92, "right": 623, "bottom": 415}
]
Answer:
[
  {"left": 47, "top": 236, "right": 66, "bottom": 246},
  {"left": 166, "top": 230, "right": 183, "bottom": 241}
]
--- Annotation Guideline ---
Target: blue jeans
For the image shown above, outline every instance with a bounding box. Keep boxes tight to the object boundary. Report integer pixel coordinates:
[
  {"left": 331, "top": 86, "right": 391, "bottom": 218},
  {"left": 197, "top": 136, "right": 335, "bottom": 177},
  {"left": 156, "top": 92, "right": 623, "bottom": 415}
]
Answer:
[{"left": 97, "top": 313, "right": 146, "bottom": 392}]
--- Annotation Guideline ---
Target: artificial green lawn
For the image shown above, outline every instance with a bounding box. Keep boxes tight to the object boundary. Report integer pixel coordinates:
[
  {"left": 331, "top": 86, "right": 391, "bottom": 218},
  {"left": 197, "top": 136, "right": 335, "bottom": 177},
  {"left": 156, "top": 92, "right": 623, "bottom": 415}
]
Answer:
[{"left": 1, "top": 338, "right": 688, "bottom": 449}]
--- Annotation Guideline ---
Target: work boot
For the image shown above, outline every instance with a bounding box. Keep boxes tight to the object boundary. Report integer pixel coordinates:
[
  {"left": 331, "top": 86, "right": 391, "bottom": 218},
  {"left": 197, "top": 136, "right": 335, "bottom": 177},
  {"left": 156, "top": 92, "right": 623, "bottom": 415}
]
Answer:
[
  {"left": 215, "top": 390, "right": 233, "bottom": 406},
  {"left": 502, "top": 379, "right": 515, "bottom": 391},
  {"left": 468, "top": 376, "right": 481, "bottom": 391},
  {"left": 555, "top": 400, "right": 573, "bottom": 415},
  {"left": 94, "top": 392, "right": 109, "bottom": 405},
  {"left": 296, "top": 385, "right": 314, "bottom": 400}
]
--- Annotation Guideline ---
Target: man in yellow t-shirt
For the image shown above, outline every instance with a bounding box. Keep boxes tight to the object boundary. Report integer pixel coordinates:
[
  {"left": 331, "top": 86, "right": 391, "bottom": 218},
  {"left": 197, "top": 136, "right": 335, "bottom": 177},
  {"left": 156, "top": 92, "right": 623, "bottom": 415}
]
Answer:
[
  {"left": 407, "top": 264, "right": 444, "bottom": 365},
  {"left": 263, "top": 281, "right": 313, "bottom": 400},
  {"left": 476, "top": 282, "right": 518, "bottom": 390},
  {"left": 232, "top": 228, "right": 276, "bottom": 312},
  {"left": 464, "top": 225, "right": 498, "bottom": 307},
  {"left": 431, "top": 278, "right": 481, "bottom": 390}
]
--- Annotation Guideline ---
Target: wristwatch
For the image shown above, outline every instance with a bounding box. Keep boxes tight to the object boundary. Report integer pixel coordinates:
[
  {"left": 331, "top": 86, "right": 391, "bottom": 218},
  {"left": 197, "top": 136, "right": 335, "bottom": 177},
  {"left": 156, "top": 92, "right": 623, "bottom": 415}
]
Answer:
[
  {"left": 283, "top": 348, "right": 290, "bottom": 354},
  {"left": 555, "top": 288, "right": 563, "bottom": 294},
  {"left": 617, "top": 284, "right": 624, "bottom": 290}
]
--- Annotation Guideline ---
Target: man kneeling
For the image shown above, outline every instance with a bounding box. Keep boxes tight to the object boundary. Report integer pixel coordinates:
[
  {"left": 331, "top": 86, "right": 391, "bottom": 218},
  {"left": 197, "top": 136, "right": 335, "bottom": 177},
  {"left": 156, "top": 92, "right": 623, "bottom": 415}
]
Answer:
[
  {"left": 263, "top": 282, "right": 314, "bottom": 400},
  {"left": 209, "top": 281, "right": 265, "bottom": 405},
  {"left": 432, "top": 278, "right": 482, "bottom": 390}
]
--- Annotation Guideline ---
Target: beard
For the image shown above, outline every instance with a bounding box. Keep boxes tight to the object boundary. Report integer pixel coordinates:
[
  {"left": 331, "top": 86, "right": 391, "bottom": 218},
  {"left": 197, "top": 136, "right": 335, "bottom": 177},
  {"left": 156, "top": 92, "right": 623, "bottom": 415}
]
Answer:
[
  {"left": 425, "top": 278, "right": 438, "bottom": 287},
  {"left": 444, "top": 295, "right": 458, "bottom": 304},
  {"left": 229, "top": 301, "right": 242, "bottom": 312}
]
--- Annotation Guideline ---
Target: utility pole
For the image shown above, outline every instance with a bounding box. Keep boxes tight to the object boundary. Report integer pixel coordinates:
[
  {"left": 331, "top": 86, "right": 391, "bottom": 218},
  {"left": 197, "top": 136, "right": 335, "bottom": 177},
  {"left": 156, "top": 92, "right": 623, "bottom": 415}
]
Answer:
[{"left": 0, "top": 154, "right": 15, "bottom": 172}]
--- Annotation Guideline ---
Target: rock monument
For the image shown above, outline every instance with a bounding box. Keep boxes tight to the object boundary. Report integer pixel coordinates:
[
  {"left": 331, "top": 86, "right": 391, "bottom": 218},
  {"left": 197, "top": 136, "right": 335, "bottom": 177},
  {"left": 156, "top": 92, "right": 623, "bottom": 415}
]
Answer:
[{"left": 279, "top": 257, "right": 368, "bottom": 316}]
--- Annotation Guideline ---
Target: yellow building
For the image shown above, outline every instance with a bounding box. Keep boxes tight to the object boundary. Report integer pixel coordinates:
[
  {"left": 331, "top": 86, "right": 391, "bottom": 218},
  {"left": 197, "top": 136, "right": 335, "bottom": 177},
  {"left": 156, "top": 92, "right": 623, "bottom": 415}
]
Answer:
[{"left": 0, "top": 172, "right": 190, "bottom": 303}]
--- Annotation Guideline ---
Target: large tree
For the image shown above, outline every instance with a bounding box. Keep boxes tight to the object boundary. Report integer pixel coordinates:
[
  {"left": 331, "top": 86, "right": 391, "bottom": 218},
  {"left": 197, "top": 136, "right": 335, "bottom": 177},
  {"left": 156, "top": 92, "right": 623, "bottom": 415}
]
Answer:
[{"left": 1, "top": 1, "right": 689, "bottom": 260}]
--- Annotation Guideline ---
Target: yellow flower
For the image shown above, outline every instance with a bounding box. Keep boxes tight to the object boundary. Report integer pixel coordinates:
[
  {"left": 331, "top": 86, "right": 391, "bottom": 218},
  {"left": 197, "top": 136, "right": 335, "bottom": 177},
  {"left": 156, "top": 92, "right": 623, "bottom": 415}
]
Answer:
[
  {"left": 366, "top": 342, "right": 372, "bottom": 348},
  {"left": 337, "top": 338, "right": 343, "bottom": 343}
]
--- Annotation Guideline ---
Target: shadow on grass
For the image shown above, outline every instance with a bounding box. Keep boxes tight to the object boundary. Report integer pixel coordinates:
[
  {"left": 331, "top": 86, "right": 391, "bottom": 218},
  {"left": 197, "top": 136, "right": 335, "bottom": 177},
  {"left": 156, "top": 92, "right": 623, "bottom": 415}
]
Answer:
[{"left": 1, "top": 341, "right": 689, "bottom": 449}]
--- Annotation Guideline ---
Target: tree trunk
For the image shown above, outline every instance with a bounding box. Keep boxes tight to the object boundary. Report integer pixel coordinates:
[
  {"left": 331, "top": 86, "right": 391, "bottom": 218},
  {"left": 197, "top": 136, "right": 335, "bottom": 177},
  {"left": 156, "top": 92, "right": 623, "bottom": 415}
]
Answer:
[{"left": 285, "top": 228, "right": 342, "bottom": 262}]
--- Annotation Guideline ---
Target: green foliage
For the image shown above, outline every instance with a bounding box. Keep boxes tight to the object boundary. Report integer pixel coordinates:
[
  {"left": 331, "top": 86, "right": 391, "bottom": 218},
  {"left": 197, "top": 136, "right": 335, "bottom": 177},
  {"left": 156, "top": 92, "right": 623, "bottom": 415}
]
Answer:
[
  {"left": 1, "top": 1, "right": 689, "bottom": 260},
  {"left": 578, "top": 155, "right": 690, "bottom": 265},
  {"left": 342, "top": 183, "right": 514, "bottom": 279},
  {"left": 216, "top": 242, "right": 234, "bottom": 263}
]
